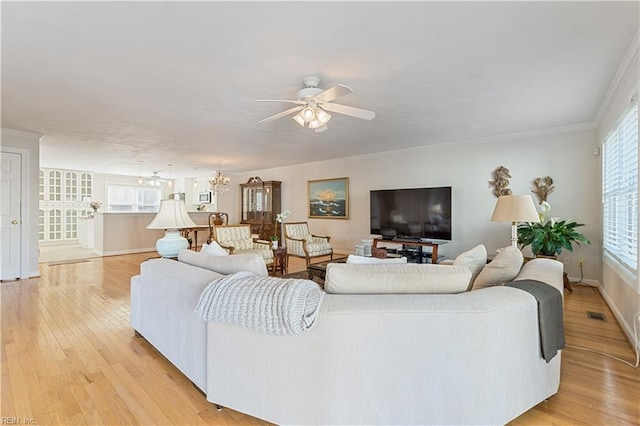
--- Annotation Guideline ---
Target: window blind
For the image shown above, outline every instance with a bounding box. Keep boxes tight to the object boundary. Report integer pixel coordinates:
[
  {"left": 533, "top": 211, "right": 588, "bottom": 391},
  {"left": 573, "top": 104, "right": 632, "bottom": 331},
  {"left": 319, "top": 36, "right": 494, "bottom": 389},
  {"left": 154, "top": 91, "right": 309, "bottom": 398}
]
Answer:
[{"left": 602, "top": 101, "right": 638, "bottom": 273}]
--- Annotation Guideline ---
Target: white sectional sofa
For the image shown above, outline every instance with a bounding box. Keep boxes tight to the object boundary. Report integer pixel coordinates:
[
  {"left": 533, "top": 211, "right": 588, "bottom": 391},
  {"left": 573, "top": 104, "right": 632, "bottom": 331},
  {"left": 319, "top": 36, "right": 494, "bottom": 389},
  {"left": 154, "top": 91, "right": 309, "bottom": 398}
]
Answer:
[{"left": 130, "top": 252, "right": 564, "bottom": 425}]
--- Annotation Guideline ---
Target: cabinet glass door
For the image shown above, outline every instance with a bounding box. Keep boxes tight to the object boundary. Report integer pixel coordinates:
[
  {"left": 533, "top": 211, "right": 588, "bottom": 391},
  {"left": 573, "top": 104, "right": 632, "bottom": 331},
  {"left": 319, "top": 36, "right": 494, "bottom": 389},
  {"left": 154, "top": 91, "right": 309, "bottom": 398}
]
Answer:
[{"left": 242, "top": 187, "right": 251, "bottom": 221}]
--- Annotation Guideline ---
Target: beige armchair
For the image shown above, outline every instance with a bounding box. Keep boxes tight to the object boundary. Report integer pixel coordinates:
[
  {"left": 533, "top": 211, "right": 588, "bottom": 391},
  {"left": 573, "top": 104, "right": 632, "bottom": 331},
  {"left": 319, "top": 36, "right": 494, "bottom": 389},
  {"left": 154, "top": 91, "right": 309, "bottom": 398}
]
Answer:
[
  {"left": 284, "top": 222, "right": 333, "bottom": 266},
  {"left": 212, "top": 224, "right": 273, "bottom": 267},
  {"left": 206, "top": 212, "right": 229, "bottom": 244}
]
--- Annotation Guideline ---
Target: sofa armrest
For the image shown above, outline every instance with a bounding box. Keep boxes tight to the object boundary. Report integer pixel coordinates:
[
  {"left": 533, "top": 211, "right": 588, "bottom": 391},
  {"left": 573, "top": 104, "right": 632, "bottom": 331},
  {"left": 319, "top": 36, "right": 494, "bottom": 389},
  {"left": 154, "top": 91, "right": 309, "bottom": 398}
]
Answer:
[
  {"left": 131, "top": 258, "right": 222, "bottom": 392},
  {"left": 218, "top": 243, "right": 234, "bottom": 254},
  {"left": 254, "top": 240, "right": 271, "bottom": 249},
  {"left": 286, "top": 236, "right": 306, "bottom": 242},
  {"left": 311, "top": 234, "right": 330, "bottom": 242}
]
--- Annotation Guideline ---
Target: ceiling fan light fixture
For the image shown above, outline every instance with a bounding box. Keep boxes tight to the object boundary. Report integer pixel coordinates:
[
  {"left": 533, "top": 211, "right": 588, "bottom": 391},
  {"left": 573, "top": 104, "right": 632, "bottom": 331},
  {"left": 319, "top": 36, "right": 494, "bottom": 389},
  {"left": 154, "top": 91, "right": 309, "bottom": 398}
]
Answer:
[
  {"left": 316, "top": 108, "right": 331, "bottom": 124},
  {"left": 308, "top": 117, "right": 322, "bottom": 129},
  {"left": 301, "top": 106, "right": 315, "bottom": 121},
  {"left": 292, "top": 112, "right": 306, "bottom": 127}
]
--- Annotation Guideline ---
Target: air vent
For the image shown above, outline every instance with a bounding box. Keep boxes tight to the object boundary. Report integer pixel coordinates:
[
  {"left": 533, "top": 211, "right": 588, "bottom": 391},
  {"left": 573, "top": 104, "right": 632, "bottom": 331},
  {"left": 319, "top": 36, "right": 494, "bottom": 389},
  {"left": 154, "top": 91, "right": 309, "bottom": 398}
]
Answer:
[{"left": 586, "top": 311, "right": 606, "bottom": 321}]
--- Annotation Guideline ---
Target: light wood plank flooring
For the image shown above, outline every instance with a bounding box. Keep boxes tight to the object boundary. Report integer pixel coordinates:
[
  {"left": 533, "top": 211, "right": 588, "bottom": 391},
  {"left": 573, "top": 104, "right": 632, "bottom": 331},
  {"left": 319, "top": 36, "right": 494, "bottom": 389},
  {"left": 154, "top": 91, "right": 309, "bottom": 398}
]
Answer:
[{"left": 2, "top": 253, "right": 639, "bottom": 425}]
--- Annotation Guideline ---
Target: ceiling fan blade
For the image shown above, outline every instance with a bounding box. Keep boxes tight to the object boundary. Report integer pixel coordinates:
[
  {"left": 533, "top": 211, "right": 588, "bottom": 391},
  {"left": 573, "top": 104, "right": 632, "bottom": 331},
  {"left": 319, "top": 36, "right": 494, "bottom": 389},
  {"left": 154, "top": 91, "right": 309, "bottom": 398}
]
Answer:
[
  {"left": 313, "top": 84, "right": 353, "bottom": 103},
  {"left": 256, "top": 99, "right": 306, "bottom": 105},
  {"left": 320, "top": 102, "right": 376, "bottom": 120},
  {"left": 258, "top": 105, "right": 304, "bottom": 124}
]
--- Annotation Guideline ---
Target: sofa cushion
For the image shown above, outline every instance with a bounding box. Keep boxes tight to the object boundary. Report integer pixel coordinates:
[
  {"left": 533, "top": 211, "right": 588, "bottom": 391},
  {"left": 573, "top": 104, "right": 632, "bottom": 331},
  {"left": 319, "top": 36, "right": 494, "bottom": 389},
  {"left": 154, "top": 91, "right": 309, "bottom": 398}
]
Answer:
[
  {"left": 453, "top": 244, "right": 487, "bottom": 290},
  {"left": 472, "top": 246, "right": 523, "bottom": 290},
  {"left": 325, "top": 263, "right": 471, "bottom": 294},
  {"left": 178, "top": 250, "right": 268, "bottom": 277},
  {"left": 201, "top": 241, "right": 230, "bottom": 256},
  {"left": 346, "top": 255, "right": 408, "bottom": 264}
]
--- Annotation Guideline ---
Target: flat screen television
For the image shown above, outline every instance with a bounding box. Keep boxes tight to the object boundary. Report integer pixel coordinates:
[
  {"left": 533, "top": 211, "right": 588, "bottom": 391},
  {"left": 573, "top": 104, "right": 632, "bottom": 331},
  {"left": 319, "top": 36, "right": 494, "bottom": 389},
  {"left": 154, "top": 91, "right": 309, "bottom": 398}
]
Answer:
[{"left": 370, "top": 186, "right": 452, "bottom": 241}]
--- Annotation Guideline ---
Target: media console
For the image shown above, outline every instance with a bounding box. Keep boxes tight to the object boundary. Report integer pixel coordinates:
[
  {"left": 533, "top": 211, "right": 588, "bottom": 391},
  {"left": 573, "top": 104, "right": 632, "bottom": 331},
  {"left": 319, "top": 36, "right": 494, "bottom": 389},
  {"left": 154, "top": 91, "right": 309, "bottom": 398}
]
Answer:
[{"left": 372, "top": 238, "right": 448, "bottom": 264}]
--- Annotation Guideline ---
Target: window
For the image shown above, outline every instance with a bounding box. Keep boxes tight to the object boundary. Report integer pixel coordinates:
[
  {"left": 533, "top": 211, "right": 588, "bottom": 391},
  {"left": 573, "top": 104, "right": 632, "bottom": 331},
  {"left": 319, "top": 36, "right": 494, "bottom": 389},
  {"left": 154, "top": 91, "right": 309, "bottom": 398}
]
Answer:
[
  {"left": 107, "top": 184, "right": 161, "bottom": 212},
  {"left": 602, "top": 101, "right": 638, "bottom": 275}
]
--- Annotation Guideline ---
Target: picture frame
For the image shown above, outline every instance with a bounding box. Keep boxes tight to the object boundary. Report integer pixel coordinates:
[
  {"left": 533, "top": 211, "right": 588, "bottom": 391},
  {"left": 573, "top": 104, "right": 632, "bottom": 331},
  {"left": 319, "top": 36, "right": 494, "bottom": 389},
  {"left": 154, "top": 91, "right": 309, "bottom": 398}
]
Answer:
[{"left": 308, "top": 177, "right": 349, "bottom": 219}]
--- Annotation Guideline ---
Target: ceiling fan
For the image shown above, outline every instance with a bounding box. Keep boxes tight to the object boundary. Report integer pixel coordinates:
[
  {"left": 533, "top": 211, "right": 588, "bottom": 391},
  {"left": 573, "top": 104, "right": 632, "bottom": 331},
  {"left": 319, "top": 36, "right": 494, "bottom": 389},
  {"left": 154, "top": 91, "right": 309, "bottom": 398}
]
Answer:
[
  {"left": 257, "top": 76, "right": 375, "bottom": 133},
  {"left": 144, "top": 171, "right": 166, "bottom": 187}
]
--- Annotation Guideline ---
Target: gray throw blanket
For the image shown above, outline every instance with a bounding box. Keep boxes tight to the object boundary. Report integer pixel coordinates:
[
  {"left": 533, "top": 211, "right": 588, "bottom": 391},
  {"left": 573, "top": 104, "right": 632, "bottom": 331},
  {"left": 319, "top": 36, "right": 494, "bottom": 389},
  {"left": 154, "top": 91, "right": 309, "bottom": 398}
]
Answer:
[
  {"left": 194, "top": 271, "right": 324, "bottom": 335},
  {"left": 506, "top": 279, "right": 565, "bottom": 363}
]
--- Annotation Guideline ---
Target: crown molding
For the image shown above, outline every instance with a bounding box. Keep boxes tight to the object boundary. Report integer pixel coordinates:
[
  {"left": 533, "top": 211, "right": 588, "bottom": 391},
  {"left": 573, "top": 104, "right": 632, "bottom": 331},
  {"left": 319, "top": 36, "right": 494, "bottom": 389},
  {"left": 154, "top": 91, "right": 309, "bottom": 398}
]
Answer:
[
  {"left": 424, "top": 122, "right": 597, "bottom": 151},
  {"left": 594, "top": 29, "right": 640, "bottom": 124},
  {"left": 1, "top": 127, "right": 44, "bottom": 140}
]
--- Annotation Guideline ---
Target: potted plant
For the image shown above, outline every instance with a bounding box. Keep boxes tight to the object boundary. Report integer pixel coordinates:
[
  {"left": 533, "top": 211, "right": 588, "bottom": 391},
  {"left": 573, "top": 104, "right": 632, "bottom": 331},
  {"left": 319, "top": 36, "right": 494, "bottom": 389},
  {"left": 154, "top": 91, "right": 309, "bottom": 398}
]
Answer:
[
  {"left": 269, "top": 235, "right": 279, "bottom": 249},
  {"left": 517, "top": 202, "right": 590, "bottom": 257}
]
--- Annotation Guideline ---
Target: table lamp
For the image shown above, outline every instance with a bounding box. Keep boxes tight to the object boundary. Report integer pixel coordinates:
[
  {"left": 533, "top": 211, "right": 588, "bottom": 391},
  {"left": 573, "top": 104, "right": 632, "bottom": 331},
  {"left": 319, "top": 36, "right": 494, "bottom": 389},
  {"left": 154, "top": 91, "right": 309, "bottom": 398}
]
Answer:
[
  {"left": 491, "top": 195, "right": 540, "bottom": 247},
  {"left": 147, "top": 198, "right": 197, "bottom": 257}
]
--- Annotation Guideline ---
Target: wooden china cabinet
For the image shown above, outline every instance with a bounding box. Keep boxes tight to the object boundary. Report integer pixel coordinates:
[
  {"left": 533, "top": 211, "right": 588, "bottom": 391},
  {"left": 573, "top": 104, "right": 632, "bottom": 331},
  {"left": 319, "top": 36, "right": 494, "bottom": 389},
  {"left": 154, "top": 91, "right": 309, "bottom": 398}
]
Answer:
[{"left": 240, "top": 177, "right": 281, "bottom": 241}]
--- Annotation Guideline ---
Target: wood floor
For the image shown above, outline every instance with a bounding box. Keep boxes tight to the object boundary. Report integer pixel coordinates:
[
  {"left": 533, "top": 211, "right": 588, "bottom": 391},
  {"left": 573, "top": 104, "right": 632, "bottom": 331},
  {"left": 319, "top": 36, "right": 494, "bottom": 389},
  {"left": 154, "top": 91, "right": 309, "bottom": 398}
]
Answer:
[{"left": 2, "top": 253, "right": 639, "bottom": 425}]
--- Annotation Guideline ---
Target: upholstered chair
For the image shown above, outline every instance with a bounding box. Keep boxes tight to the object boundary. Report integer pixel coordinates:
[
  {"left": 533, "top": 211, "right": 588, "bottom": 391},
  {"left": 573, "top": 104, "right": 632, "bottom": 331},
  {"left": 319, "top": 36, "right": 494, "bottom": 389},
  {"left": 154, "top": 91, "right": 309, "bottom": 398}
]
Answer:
[
  {"left": 206, "top": 212, "right": 229, "bottom": 244},
  {"left": 284, "top": 222, "right": 333, "bottom": 266},
  {"left": 212, "top": 224, "right": 273, "bottom": 267}
]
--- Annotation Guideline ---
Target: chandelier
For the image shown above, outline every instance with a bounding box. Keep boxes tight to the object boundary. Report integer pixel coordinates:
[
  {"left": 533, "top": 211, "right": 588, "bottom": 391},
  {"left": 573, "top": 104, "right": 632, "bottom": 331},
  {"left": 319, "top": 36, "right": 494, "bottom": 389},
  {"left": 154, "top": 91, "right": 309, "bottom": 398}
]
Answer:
[{"left": 209, "top": 162, "right": 231, "bottom": 194}]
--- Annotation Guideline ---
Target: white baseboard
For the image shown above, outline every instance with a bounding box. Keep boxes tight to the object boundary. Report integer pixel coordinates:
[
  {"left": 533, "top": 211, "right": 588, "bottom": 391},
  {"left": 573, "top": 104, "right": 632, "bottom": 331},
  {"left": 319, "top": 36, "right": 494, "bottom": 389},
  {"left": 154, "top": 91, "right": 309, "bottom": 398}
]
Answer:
[
  {"left": 94, "top": 247, "right": 156, "bottom": 257},
  {"left": 567, "top": 276, "right": 599, "bottom": 287},
  {"left": 596, "top": 282, "right": 638, "bottom": 349}
]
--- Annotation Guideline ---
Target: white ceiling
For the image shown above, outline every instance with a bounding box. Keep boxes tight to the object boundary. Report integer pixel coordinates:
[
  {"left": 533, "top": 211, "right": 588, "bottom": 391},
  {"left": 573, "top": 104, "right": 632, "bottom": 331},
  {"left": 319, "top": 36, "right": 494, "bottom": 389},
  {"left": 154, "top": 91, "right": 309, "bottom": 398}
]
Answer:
[{"left": 2, "top": 1, "right": 638, "bottom": 179}]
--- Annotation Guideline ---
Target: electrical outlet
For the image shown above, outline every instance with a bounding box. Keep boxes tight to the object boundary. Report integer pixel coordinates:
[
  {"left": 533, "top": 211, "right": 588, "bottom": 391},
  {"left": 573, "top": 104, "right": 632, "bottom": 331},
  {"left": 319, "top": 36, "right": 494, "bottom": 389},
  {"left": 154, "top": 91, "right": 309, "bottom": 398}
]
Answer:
[{"left": 578, "top": 258, "right": 584, "bottom": 266}]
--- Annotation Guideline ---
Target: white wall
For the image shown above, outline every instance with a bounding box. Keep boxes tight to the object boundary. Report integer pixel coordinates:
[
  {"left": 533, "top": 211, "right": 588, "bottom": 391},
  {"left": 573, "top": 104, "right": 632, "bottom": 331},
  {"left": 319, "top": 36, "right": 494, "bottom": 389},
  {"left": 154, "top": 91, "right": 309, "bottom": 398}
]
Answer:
[
  {"left": 596, "top": 44, "right": 639, "bottom": 343},
  {"left": 228, "top": 127, "right": 601, "bottom": 278},
  {"left": 1, "top": 128, "right": 42, "bottom": 278}
]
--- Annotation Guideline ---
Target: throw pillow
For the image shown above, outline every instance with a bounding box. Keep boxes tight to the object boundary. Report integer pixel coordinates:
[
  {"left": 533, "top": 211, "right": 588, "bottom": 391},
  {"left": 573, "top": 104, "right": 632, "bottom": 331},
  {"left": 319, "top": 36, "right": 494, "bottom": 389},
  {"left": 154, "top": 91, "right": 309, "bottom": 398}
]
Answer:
[
  {"left": 178, "top": 250, "right": 268, "bottom": 277},
  {"left": 201, "top": 241, "right": 229, "bottom": 256},
  {"left": 346, "top": 255, "right": 408, "bottom": 264},
  {"left": 325, "top": 263, "right": 471, "bottom": 294},
  {"left": 453, "top": 244, "right": 487, "bottom": 290},
  {"left": 472, "top": 246, "right": 523, "bottom": 290}
]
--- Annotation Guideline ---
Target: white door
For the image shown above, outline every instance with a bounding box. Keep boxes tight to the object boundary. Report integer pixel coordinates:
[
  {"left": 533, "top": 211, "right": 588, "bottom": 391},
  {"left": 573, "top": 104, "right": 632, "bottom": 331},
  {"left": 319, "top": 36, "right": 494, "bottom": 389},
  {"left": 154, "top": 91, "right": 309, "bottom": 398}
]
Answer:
[{"left": 0, "top": 152, "right": 22, "bottom": 280}]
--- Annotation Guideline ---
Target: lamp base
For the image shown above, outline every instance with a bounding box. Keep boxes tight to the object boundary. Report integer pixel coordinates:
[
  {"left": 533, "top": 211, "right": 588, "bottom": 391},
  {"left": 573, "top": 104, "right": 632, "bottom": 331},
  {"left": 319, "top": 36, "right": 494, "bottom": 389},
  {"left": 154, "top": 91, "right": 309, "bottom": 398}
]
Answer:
[
  {"left": 511, "top": 222, "right": 518, "bottom": 248},
  {"left": 156, "top": 229, "right": 189, "bottom": 258}
]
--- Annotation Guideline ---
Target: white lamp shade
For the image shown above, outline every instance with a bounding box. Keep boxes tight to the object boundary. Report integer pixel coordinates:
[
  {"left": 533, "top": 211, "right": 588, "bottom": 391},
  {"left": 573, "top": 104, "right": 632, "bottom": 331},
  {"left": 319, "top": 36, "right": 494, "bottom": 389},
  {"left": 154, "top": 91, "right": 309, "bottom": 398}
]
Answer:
[
  {"left": 147, "top": 199, "right": 197, "bottom": 230},
  {"left": 491, "top": 195, "right": 540, "bottom": 223}
]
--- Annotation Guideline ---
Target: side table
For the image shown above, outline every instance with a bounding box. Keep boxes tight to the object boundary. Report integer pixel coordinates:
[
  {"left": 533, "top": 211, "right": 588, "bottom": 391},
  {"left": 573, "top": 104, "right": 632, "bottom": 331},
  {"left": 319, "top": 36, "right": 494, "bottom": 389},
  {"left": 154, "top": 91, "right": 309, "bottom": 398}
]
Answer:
[{"left": 270, "top": 247, "right": 287, "bottom": 276}]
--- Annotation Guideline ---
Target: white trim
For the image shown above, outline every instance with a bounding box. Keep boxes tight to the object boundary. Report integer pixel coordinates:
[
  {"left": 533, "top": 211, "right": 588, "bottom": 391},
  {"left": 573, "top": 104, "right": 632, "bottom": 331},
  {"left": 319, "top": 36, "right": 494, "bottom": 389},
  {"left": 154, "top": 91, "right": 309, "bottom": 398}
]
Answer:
[
  {"left": 597, "top": 282, "right": 639, "bottom": 349},
  {"left": 93, "top": 247, "right": 156, "bottom": 257},
  {"left": 567, "top": 277, "right": 600, "bottom": 287},
  {"left": 1, "top": 128, "right": 44, "bottom": 139},
  {"left": 595, "top": 28, "right": 640, "bottom": 124},
  {"left": 429, "top": 122, "right": 597, "bottom": 150},
  {"left": 603, "top": 252, "right": 639, "bottom": 292}
]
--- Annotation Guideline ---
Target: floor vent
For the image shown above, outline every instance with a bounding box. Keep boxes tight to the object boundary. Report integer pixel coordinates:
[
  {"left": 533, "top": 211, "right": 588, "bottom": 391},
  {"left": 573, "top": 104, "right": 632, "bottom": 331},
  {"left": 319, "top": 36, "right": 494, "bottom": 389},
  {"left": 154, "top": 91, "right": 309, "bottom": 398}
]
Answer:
[{"left": 586, "top": 311, "right": 606, "bottom": 321}]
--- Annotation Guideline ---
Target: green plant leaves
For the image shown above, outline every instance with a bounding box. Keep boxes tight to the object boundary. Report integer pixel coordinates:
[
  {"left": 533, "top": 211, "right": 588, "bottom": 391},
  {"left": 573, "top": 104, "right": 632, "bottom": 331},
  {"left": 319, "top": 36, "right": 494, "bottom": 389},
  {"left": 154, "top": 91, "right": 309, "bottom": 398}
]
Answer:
[{"left": 517, "top": 220, "right": 590, "bottom": 256}]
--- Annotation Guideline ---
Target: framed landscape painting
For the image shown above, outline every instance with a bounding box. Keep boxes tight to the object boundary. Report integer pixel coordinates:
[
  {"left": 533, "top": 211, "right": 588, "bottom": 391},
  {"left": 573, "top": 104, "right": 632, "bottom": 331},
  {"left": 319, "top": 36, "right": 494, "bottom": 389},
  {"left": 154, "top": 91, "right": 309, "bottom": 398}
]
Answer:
[{"left": 308, "top": 177, "right": 349, "bottom": 219}]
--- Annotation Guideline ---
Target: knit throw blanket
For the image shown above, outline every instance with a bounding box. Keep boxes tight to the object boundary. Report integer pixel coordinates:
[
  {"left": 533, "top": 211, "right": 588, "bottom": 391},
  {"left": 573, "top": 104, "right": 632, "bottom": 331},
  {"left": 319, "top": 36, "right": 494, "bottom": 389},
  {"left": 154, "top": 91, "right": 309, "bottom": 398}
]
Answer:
[{"left": 194, "top": 271, "right": 324, "bottom": 335}]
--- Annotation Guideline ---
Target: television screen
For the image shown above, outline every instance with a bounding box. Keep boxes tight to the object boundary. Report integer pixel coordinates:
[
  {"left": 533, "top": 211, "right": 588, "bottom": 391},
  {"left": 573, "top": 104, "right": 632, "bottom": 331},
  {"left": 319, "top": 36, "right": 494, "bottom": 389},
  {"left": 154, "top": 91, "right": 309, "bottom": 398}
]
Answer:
[{"left": 370, "top": 187, "right": 452, "bottom": 241}]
